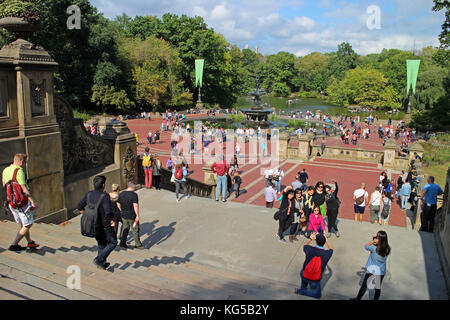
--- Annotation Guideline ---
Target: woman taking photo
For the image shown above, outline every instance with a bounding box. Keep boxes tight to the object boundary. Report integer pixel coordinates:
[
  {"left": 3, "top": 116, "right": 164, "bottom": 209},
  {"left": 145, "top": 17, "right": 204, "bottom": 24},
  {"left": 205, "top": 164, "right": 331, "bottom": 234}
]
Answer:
[{"left": 351, "top": 231, "right": 391, "bottom": 300}]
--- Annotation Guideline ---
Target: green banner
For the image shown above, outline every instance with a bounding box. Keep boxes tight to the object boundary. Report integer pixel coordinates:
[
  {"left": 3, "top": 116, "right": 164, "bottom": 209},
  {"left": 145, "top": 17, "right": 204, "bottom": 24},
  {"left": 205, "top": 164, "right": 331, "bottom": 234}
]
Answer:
[
  {"left": 406, "top": 60, "right": 420, "bottom": 95},
  {"left": 195, "top": 59, "right": 204, "bottom": 88}
]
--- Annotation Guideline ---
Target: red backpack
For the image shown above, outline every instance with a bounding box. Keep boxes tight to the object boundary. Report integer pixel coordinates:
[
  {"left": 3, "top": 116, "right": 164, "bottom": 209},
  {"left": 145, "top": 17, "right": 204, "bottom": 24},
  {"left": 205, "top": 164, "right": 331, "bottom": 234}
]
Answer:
[
  {"left": 174, "top": 168, "right": 183, "bottom": 180},
  {"left": 303, "top": 256, "right": 322, "bottom": 281},
  {"left": 6, "top": 168, "right": 29, "bottom": 209}
]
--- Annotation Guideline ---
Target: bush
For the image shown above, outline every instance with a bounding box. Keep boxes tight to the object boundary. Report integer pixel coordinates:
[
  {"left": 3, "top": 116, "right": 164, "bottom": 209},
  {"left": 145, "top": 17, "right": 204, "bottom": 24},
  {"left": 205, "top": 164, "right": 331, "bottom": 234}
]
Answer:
[{"left": 73, "top": 110, "right": 93, "bottom": 122}]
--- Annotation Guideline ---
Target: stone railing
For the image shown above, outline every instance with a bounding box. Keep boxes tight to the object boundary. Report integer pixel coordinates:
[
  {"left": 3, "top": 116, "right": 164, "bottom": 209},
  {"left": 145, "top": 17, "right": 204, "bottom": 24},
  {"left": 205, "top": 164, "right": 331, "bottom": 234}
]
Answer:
[
  {"left": 137, "top": 159, "right": 215, "bottom": 198},
  {"left": 311, "top": 144, "right": 384, "bottom": 163}
]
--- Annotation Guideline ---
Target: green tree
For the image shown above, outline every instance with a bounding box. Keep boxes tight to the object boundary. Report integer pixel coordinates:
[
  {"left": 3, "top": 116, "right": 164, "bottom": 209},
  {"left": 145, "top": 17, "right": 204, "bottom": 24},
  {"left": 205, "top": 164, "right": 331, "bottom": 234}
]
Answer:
[
  {"left": 433, "top": 0, "right": 450, "bottom": 48},
  {"left": 325, "top": 42, "right": 358, "bottom": 82},
  {"left": 264, "top": 51, "right": 297, "bottom": 96},
  {"left": 91, "top": 84, "right": 135, "bottom": 114},
  {"left": 295, "top": 52, "right": 328, "bottom": 92},
  {"left": 326, "top": 66, "right": 401, "bottom": 109},
  {"left": 121, "top": 36, "right": 192, "bottom": 111}
]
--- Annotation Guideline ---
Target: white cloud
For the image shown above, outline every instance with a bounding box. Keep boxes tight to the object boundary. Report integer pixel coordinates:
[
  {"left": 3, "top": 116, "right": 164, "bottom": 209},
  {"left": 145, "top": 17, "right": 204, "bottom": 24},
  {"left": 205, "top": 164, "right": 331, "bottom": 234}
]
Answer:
[{"left": 90, "top": 0, "right": 443, "bottom": 56}]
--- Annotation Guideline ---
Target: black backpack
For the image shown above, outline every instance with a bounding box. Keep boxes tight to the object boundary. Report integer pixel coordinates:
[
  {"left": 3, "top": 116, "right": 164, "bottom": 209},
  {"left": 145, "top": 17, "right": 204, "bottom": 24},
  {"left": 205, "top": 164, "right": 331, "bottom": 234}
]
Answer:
[{"left": 80, "top": 193, "right": 105, "bottom": 237}]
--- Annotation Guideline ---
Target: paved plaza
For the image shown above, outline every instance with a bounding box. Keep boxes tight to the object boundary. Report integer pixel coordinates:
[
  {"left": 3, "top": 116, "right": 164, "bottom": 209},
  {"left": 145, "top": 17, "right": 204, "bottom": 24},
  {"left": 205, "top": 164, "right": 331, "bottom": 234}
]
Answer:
[{"left": 0, "top": 189, "right": 447, "bottom": 300}]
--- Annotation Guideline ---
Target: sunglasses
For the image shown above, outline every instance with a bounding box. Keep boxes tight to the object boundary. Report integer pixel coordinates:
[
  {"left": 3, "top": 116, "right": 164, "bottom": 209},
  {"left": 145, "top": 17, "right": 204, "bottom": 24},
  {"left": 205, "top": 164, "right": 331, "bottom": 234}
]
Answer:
[{"left": 318, "top": 186, "right": 323, "bottom": 188}]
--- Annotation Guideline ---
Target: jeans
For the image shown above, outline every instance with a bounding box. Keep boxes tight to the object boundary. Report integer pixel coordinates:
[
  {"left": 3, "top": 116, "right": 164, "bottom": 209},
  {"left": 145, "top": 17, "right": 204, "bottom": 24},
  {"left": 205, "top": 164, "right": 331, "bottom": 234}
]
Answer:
[
  {"left": 275, "top": 179, "right": 281, "bottom": 193},
  {"left": 95, "top": 226, "right": 117, "bottom": 264},
  {"left": 216, "top": 175, "right": 227, "bottom": 201},
  {"left": 401, "top": 195, "right": 409, "bottom": 210},
  {"left": 120, "top": 219, "right": 142, "bottom": 247},
  {"left": 420, "top": 204, "right": 437, "bottom": 232},
  {"left": 175, "top": 181, "right": 189, "bottom": 199},
  {"left": 297, "top": 270, "right": 322, "bottom": 299}
]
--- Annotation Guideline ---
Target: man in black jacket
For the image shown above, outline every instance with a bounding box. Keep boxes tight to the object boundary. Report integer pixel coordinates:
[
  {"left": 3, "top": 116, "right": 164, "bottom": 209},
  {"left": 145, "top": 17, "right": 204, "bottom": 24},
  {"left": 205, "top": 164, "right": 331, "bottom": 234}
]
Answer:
[{"left": 77, "top": 175, "right": 117, "bottom": 270}]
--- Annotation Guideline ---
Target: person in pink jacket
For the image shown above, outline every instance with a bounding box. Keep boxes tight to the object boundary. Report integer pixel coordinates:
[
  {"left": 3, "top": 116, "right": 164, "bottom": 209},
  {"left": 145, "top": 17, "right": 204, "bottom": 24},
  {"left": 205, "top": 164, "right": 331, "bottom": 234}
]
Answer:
[{"left": 308, "top": 206, "right": 327, "bottom": 237}]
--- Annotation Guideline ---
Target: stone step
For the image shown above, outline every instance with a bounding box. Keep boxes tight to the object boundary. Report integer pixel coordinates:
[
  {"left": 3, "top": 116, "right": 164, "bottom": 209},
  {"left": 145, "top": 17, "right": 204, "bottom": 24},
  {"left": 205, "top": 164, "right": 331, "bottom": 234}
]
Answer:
[
  {"left": 0, "top": 263, "right": 94, "bottom": 300},
  {"left": 0, "top": 220, "right": 301, "bottom": 300},
  {"left": 0, "top": 227, "right": 186, "bottom": 300},
  {"left": 0, "top": 222, "right": 267, "bottom": 299}
]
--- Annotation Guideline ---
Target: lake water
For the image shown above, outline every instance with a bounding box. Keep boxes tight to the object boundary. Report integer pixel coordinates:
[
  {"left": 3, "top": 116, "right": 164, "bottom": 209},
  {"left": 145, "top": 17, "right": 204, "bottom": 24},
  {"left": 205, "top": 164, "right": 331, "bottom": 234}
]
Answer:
[{"left": 235, "top": 96, "right": 342, "bottom": 114}]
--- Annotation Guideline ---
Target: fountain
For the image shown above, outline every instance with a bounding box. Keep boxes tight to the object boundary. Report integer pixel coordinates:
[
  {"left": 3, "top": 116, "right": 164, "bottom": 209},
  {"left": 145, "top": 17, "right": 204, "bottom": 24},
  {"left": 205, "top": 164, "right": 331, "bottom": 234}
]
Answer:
[{"left": 241, "top": 76, "right": 273, "bottom": 123}]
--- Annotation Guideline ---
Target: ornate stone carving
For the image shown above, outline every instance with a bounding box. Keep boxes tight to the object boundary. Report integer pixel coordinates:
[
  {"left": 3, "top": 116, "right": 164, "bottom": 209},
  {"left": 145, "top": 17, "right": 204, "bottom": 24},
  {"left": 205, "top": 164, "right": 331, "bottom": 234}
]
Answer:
[
  {"left": 30, "top": 79, "right": 45, "bottom": 106},
  {"left": 54, "top": 95, "right": 114, "bottom": 176},
  {"left": 123, "top": 147, "right": 136, "bottom": 182}
]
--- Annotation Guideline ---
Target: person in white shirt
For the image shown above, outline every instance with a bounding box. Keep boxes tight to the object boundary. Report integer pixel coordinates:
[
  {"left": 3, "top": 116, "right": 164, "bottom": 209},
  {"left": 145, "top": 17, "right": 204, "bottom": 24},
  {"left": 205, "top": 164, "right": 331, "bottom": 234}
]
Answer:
[
  {"left": 369, "top": 186, "right": 382, "bottom": 224},
  {"left": 235, "top": 144, "right": 241, "bottom": 158},
  {"left": 265, "top": 168, "right": 273, "bottom": 188},
  {"left": 353, "top": 183, "right": 369, "bottom": 223}
]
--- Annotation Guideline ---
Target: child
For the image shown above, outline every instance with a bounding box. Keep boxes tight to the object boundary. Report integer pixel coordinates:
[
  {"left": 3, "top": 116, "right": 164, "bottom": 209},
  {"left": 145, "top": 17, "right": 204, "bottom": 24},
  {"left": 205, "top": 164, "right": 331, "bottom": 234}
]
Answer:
[{"left": 167, "top": 158, "right": 173, "bottom": 172}]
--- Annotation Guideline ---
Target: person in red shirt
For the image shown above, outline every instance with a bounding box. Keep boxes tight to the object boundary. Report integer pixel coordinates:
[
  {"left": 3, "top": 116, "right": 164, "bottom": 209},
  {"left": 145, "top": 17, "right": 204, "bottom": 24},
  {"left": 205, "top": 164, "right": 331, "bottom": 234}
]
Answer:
[{"left": 211, "top": 156, "right": 230, "bottom": 202}]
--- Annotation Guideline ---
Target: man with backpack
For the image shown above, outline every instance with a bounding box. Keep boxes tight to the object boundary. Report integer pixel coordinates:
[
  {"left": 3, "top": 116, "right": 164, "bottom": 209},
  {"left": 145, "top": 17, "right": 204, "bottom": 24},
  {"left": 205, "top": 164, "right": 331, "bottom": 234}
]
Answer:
[
  {"left": 294, "top": 233, "right": 334, "bottom": 299},
  {"left": 77, "top": 175, "right": 117, "bottom": 270},
  {"left": 2, "top": 153, "right": 39, "bottom": 251}
]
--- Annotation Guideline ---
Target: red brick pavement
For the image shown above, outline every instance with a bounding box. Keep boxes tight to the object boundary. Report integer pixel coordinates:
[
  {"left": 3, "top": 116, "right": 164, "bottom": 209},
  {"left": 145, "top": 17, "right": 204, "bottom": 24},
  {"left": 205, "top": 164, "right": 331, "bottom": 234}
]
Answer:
[{"left": 126, "top": 118, "right": 406, "bottom": 228}]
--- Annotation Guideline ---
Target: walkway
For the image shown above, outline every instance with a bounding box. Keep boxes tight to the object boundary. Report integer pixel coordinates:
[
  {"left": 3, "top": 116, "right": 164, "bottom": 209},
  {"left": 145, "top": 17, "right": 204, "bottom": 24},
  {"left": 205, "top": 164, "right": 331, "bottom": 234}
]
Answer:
[{"left": 0, "top": 189, "right": 447, "bottom": 300}]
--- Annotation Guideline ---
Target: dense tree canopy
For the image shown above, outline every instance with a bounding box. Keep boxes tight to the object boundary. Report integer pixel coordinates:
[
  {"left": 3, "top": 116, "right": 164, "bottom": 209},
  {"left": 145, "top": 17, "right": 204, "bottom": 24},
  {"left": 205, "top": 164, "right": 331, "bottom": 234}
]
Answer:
[{"left": 0, "top": 0, "right": 446, "bottom": 131}]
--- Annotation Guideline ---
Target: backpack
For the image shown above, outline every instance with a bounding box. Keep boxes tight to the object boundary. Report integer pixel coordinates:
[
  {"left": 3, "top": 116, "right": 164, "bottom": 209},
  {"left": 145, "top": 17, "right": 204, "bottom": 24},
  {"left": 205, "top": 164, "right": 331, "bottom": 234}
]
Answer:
[
  {"left": 174, "top": 168, "right": 183, "bottom": 180},
  {"left": 142, "top": 154, "right": 152, "bottom": 168},
  {"left": 6, "top": 168, "right": 28, "bottom": 209},
  {"left": 303, "top": 256, "right": 322, "bottom": 281},
  {"left": 381, "top": 199, "right": 390, "bottom": 219},
  {"left": 80, "top": 193, "right": 105, "bottom": 238}
]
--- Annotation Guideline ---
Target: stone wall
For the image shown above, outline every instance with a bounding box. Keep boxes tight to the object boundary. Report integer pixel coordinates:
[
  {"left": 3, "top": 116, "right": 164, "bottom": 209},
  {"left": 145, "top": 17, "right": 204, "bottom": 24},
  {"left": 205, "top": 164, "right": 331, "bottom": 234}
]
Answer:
[
  {"left": 311, "top": 144, "right": 383, "bottom": 163},
  {"left": 435, "top": 167, "right": 450, "bottom": 294},
  {"left": 136, "top": 158, "right": 215, "bottom": 199}
]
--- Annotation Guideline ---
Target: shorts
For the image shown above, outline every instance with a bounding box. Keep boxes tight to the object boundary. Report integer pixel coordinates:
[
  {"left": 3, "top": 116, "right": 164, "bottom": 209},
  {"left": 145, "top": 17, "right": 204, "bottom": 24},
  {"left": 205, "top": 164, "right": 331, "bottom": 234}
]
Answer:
[
  {"left": 354, "top": 204, "right": 365, "bottom": 214},
  {"left": 9, "top": 203, "right": 34, "bottom": 227}
]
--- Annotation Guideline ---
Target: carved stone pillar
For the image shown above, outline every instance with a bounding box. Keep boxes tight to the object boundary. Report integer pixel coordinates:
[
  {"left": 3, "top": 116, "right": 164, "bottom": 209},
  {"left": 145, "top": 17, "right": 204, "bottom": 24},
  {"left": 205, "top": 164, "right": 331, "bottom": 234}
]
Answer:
[
  {"left": 103, "top": 121, "right": 137, "bottom": 189},
  {"left": 203, "top": 160, "right": 217, "bottom": 200},
  {"left": 278, "top": 131, "right": 289, "bottom": 160},
  {"left": 0, "top": 39, "right": 67, "bottom": 223},
  {"left": 297, "top": 133, "right": 313, "bottom": 160},
  {"left": 383, "top": 139, "right": 397, "bottom": 169}
]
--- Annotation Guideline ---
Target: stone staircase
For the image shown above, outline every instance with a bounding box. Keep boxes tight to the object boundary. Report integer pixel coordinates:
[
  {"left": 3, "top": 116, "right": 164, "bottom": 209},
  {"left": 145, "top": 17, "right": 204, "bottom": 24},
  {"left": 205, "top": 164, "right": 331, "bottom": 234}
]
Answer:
[{"left": 0, "top": 219, "right": 303, "bottom": 300}]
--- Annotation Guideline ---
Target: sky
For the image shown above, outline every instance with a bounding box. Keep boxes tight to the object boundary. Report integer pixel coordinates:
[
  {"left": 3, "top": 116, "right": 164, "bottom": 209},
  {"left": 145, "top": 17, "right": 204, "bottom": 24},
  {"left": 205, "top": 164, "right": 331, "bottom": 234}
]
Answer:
[{"left": 90, "top": 0, "right": 445, "bottom": 57}]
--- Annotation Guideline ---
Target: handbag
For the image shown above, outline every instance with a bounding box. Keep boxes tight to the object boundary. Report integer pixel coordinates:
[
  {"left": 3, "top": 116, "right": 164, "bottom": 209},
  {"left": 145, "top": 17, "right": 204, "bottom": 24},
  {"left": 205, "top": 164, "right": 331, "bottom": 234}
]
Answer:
[{"left": 273, "top": 210, "right": 281, "bottom": 220}]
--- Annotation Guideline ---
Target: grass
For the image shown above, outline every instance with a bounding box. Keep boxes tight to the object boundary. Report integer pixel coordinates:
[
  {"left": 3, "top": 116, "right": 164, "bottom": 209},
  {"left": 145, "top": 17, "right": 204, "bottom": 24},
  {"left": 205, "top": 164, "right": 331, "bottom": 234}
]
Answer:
[
  {"left": 421, "top": 133, "right": 450, "bottom": 187},
  {"left": 73, "top": 110, "right": 93, "bottom": 122}
]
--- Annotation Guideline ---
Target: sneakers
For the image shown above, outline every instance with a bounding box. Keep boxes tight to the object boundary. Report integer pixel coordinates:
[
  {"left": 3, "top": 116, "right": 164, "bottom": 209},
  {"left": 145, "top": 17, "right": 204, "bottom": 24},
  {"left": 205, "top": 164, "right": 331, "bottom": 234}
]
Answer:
[
  {"left": 119, "top": 244, "right": 128, "bottom": 249},
  {"left": 327, "top": 232, "right": 332, "bottom": 238},
  {"left": 279, "top": 238, "right": 287, "bottom": 243},
  {"left": 93, "top": 258, "right": 107, "bottom": 270},
  {"left": 335, "top": 231, "right": 341, "bottom": 238},
  {"left": 8, "top": 244, "right": 26, "bottom": 252},
  {"left": 27, "top": 241, "right": 39, "bottom": 248},
  {"left": 135, "top": 245, "right": 144, "bottom": 250}
]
